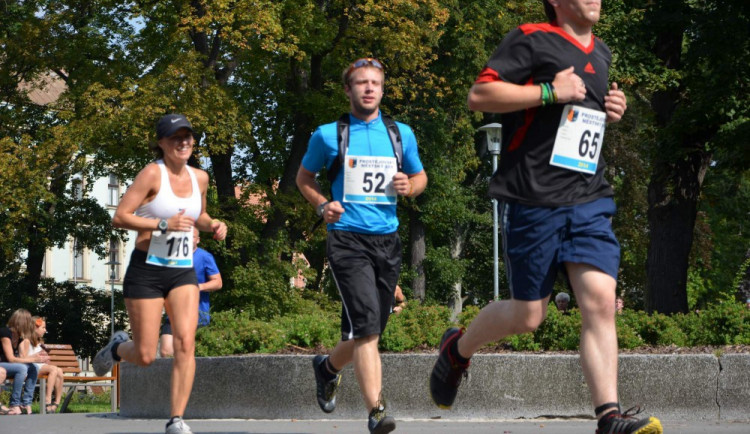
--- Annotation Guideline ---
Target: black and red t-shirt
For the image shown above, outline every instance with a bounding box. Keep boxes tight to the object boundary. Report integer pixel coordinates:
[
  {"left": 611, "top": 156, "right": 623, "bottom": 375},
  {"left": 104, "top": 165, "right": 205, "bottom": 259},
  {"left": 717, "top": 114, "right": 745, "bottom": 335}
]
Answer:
[{"left": 477, "top": 22, "right": 615, "bottom": 206}]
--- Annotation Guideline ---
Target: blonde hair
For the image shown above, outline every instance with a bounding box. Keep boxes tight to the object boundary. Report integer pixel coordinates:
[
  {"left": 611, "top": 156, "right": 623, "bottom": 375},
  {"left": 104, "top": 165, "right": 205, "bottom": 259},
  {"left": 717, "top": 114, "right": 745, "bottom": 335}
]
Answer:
[
  {"left": 30, "top": 316, "right": 45, "bottom": 347},
  {"left": 7, "top": 308, "right": 36, "bottom": 344}
]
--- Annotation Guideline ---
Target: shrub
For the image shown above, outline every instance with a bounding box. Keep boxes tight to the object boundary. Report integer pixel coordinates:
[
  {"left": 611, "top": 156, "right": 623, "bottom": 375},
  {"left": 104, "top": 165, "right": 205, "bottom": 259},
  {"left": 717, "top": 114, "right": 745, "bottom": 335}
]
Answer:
[
  {"left": 196, "top": 300, "right": 748, "bottom": 356},
  {"left": 505, "top": 333, "right": 540, "bottom": 351},
  {"left": 380, "top": 303, "right": 453, "bottom": 351},
  {"left": 676, "top": 301, "right": 749, "bottom": 345}
]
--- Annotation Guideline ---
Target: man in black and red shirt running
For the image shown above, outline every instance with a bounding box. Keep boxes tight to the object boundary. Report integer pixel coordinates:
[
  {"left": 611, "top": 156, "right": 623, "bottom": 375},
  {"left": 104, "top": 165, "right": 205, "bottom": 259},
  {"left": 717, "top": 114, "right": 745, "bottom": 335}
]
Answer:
[{"left": 429, "top": 2, "right": 663, "bottom": 434}]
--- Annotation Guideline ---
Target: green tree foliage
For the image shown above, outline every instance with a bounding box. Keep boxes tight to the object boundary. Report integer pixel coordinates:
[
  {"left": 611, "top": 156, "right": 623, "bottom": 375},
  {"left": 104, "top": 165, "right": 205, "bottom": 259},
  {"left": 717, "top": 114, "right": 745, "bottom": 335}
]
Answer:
[{"left": 1, "top": 1, "right": 748, "bottom": 350}]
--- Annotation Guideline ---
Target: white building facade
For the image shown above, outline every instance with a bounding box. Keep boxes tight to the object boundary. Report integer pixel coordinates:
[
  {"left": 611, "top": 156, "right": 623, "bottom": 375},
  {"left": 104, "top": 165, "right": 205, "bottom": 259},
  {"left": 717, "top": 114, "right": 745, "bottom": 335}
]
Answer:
[{"left": 40, "top": 172, "right": 136, "bottom": 292}]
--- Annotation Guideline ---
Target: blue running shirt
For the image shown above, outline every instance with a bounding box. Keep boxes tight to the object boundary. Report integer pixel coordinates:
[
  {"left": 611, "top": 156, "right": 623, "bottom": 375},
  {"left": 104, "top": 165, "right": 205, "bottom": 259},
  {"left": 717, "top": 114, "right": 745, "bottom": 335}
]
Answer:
[{"left": 301, "top": 112, "right": 424, "bottom": 235}]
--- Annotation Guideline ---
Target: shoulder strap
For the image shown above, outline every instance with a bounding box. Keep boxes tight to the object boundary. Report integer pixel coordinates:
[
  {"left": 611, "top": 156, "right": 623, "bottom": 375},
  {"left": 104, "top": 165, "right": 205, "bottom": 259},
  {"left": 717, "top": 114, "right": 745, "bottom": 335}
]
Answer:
[
  {"left": 381, "top": 114, "right": 403, "bottom": 171},
  {"left": 327, "top": 114, "right": 350, "bottom": 183}
]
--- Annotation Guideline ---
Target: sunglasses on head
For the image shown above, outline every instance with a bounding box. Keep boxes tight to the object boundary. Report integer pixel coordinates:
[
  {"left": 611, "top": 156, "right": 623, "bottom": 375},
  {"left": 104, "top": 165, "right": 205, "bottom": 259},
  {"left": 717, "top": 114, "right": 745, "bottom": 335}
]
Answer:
[{"left": 345, "top": 58, "right": 384, "bottom": 82}]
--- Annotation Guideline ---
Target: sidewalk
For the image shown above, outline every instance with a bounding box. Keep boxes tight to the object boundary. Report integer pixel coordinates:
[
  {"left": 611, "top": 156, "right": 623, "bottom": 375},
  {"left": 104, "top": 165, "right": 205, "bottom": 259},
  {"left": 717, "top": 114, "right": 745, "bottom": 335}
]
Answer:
[{"left": 1, "top": 413, "right": 748, "bottom": 434}]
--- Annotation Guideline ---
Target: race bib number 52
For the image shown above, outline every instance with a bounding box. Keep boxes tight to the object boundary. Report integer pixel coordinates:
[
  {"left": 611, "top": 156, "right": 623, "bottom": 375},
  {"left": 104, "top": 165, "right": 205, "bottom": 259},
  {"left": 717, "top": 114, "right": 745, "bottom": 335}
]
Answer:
[
  {"left": 549, "top": 105, "right": 607, "bottom": 175},
  {"left": 146, "top": 230, "right": 193, "bottom": 268},
  {"left": 343, "top": 154, "right": 398, "bottom": 205}
]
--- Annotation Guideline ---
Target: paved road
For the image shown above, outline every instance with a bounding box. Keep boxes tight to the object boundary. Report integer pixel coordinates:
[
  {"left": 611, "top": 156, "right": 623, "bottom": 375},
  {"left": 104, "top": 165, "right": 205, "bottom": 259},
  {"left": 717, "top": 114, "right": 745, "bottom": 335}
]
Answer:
[{"left": 1, "top": 413, "right": 748, "bottom": 434}]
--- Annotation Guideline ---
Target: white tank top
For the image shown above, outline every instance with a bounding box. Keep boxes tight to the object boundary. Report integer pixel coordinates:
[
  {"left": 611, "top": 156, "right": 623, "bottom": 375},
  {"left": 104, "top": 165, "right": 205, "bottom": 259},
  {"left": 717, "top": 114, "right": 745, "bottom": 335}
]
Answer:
[{"left": 135, "top": 160, "right": 202, "bottom": 221}]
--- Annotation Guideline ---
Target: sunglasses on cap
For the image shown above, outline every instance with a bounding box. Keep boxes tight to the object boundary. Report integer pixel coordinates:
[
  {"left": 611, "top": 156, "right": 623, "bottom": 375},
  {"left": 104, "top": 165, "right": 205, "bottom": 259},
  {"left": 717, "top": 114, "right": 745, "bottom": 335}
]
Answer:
[{"left": 344, "top": 58, "right": 384, "bottom": 83}]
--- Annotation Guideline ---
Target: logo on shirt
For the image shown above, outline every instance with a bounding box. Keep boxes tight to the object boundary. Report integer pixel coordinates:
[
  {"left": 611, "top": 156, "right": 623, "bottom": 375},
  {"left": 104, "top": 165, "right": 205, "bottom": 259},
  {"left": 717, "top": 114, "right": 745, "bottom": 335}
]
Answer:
[
  {"left": 584, "top": 62, "right": 596, "bottom": 74},
  {"left": 348, "top": 158, "right": 357, "bottom": 169},
  {"left": 567, "top": 108, "right": 579, "bottom": 123}
]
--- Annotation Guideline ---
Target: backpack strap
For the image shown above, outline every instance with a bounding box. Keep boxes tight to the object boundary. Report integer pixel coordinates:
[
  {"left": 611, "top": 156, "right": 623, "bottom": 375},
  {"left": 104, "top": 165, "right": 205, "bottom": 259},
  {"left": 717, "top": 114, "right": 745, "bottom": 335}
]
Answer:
[
  {"left": 381, "top": 113, "right": 403, "bottom": 171},
  {"left": 326, "top": 113, "right": 351, "bottom": 183}
]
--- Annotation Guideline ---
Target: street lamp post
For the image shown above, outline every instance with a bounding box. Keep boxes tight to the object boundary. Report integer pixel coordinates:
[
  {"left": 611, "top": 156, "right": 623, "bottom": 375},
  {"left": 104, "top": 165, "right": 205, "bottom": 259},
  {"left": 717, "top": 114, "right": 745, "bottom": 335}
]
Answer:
[
  {"left": 105, "top": 260, "right": 120, "bottom": 337},
  {"left": 479, "top": 123, "right": 502, "bottom": 301}
]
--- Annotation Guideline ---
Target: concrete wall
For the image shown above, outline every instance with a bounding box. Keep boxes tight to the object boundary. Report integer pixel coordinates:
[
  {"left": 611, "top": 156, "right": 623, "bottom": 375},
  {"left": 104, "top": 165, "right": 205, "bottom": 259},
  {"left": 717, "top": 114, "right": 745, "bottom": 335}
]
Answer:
[{"left": 119, "top": 353, "right": 748, "bottom": 421}]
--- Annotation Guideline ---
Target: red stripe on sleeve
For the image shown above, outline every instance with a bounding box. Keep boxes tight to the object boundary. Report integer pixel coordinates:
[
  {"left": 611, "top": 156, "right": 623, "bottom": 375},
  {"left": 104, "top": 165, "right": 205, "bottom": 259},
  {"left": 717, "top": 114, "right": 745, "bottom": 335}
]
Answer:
[{"left": 475, "top": 67, "right": 501, "bottom": 84}]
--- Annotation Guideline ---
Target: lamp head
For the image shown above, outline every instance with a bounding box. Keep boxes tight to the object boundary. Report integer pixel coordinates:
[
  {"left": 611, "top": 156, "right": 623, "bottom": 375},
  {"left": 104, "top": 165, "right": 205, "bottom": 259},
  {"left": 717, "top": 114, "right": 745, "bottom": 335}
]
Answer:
[{"left": 479, "top": 123, "right": 502, "bottom": 155}]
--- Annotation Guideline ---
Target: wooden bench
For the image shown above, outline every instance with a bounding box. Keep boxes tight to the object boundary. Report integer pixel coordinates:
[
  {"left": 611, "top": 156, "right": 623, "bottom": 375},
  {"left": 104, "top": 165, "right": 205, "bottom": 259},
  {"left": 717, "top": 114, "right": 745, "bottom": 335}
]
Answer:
[{"left": 37, "top": 344, "right": 118, "bottom": 415}]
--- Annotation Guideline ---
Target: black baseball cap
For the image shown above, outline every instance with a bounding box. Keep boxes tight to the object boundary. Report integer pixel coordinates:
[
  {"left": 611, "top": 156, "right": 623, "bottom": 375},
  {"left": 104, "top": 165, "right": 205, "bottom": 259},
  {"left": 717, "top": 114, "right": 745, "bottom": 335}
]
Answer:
[{"left": 156, "top": 114, "right": 193, "bottom": 139}]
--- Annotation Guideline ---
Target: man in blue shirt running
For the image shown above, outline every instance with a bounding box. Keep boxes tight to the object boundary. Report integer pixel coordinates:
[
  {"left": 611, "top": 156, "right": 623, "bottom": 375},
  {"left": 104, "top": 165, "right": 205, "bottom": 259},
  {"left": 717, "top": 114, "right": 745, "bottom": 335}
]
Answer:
[
  {"left": 297, "top": 57, "right": 427, "bottom": 434},
  {"left": 160, "top": 228, "right": 222, "bottom": 357}
]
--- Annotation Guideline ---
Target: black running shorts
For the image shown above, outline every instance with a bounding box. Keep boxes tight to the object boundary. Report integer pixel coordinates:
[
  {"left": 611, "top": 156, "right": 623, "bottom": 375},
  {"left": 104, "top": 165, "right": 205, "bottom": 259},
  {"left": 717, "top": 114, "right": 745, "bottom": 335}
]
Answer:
[
  {"left": 327, "top": 230, "right": 402, "bottom": 341},
  {"left": 123, "top": 249, "right": 198, "bottom": 299}
]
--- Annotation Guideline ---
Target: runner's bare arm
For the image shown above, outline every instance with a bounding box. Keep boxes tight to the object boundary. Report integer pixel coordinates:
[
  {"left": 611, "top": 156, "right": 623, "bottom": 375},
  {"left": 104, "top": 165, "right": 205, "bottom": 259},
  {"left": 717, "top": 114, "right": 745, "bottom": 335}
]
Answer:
[{"left": 468, "top": 67, "right": 586, "bottom": 113}]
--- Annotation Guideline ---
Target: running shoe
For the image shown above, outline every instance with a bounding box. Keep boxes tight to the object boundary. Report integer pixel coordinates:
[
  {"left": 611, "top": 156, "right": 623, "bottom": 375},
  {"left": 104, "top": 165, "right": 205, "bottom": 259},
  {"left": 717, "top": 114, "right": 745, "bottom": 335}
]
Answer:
[
  {"left": 429, "top": 327, "right": 469, "bottom": 409},
  {"left": 367, "top": 401, "right": 396, "bottom": 434},
  {"left": 165, "top": 417, "right": 193, "bottom": 434},
  {"left": 312, "top": 354, "right": 341, "bottom": 413},
  {"left": 596, "top": 406, "right": 663, "bottom": 434},
  {"left": 93, "top": 330, "right": 129, "bottom": 376}
]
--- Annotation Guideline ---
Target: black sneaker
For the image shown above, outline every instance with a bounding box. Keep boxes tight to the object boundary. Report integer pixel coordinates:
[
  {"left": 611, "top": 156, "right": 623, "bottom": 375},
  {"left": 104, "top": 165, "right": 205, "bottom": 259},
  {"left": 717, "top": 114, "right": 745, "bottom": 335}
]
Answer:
[
  {"left": 312, "top": 355, "right": 340, "bottom": 413},
  {"left": 368, "top": 402, "right": 396, "bottom": 434},
  {"left": 430, "top": 327, "right": 469, "bottom": 409},
  {"left": 596, "top": 407, "right": 663, "bottom": 434}
]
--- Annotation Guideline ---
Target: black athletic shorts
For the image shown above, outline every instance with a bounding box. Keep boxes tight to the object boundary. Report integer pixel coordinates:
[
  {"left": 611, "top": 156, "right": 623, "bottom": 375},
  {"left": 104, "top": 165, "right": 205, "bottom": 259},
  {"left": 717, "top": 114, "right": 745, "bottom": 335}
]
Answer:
[
  {"left": 123, "top": 249, "right": 198, "bottom": 299},
  {"left": 327, "top": 230, "right": 402, "bottom": 340}
]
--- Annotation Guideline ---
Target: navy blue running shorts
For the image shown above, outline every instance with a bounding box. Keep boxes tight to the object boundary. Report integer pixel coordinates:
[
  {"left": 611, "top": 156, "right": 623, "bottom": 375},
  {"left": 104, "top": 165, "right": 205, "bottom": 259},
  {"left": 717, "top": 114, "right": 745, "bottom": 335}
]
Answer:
[
  {"left": 499, "top": 197, "right": 620, "bottom": 301},
  {"left": 327, "top": 230, "right": 401, "bottom": 341},
  {"left": 123, "top": 249, "right": 198, "bottom": 299}
]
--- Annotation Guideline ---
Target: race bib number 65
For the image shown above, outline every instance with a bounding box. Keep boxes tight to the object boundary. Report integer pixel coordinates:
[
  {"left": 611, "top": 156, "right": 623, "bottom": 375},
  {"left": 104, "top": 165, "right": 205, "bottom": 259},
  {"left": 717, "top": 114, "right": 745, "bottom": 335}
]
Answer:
[
  {"left": 549, "top": 105, "right": 607, "bottom": 175},
  {"left": 343, "top": 154, "right": 398, "bottom": 205},
  {"left": 146, "top": 230, "right": 193, "bottom": 268}
]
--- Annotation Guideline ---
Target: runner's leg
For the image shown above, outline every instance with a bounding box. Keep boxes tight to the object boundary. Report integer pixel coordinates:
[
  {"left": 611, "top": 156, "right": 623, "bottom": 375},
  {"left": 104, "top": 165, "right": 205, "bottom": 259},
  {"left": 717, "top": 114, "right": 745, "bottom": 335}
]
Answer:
[
  {"left": 566, "top": 262, "right": 619, "bottom": 413},
  {"left": 117, "top": 298, "right": 165, "bottom": 366},
  {"left": 164, "top": 283, "right": 199, "bottom": 418}
]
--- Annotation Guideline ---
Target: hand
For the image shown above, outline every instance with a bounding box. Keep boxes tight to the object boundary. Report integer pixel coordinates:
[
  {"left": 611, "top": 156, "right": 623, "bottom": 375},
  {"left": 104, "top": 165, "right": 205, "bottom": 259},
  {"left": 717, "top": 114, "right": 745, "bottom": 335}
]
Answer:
[
  {"left": 211, "top": 219, "right": 227, "bottom": 241},
  {"left": 320, "top": 201, "right": 345, "bottom": 223},
  {"left": 167, "top": 209, "right": 195, "bottom": 232},
  {"left": 604, "top": 82, "right": 627, "bottom": 123},
  {"left": 552, "top": 66, "right": 587, "bottom": 103},
  {"left": 392, "top": 172, "right": 412, "bottom": 197}
]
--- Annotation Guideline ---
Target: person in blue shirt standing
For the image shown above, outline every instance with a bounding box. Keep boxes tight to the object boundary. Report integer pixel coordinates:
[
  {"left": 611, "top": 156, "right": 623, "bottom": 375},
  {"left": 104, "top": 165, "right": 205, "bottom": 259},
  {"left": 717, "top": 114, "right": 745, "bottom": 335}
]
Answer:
[
  {"left": 296, "top": 57, "right": 427, "bottom": 434},
  {"left": 160, "top": 228, "right": 222, "bottom": 358}
]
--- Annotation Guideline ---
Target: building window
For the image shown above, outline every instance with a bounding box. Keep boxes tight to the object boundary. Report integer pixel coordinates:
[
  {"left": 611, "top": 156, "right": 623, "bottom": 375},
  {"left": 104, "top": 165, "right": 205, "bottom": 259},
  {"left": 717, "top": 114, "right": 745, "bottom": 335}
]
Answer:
[
  {"left": 108, "top": 238, "right": 121, "bottom": 281},
  {"left": 72, "top": 238, "right": 85, "bottom": 281},
  {"left": 71, "top": 174, "right": 84, "bottom": 200},
  {"left": 41, "top": 253, "right": 47, "bottom": 277},
  {"left": 108, "top": 173, "right": 120, "bottom": 206}
]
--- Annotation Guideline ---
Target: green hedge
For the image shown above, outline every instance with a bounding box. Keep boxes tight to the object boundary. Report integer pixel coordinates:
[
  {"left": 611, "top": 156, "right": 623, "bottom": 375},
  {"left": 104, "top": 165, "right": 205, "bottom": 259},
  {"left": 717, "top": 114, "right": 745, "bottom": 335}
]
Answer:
[{"left": 196, "top": 300, "right": 749, "bottom": 356}]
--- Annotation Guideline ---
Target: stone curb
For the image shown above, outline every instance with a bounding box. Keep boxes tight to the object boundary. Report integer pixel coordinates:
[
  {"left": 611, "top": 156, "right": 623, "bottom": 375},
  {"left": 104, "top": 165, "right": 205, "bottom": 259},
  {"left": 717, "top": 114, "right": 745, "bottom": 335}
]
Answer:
[{"left": 119, "top": 353, "right": 749, "bottom": 421}]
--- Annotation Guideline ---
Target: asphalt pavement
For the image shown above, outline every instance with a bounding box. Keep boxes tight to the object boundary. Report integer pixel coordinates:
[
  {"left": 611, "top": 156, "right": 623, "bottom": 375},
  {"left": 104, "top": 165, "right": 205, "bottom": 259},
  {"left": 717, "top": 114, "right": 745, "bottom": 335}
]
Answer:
[{"left": 0, "top": 413, "right": 748, "bottom": 434}]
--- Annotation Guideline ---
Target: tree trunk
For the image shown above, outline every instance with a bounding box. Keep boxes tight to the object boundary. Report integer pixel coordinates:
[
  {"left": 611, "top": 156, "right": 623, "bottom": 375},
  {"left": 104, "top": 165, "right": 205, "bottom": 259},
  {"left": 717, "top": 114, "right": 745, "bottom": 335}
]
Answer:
[
  {"left": 447, "top": 225, "right": 465, "bottom": 320},
  {"left": 409, "top": 208, "right": 426, "bottom": 301},
  {"left": 738, "top": 248, "right": 750, "bottom": 303},
  {"left": 258, "top": 58, "right": 317, "bottom": 257},
  {"left": 646, "top": 150, "right": 710, "bottom": 314}
]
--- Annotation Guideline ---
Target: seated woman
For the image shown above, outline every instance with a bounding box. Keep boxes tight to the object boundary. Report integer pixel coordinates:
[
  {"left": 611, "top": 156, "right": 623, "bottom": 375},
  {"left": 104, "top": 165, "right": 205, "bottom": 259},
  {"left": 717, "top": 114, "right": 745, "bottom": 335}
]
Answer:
[
  {"left": 0, "top": 366, "right": 10, "bottom": 414},
  {"left": 0, "top": 309, "right": 43, "bottom": 415},
  {"left": 20, "top": 317, "right": 64, "bottom": 413}
]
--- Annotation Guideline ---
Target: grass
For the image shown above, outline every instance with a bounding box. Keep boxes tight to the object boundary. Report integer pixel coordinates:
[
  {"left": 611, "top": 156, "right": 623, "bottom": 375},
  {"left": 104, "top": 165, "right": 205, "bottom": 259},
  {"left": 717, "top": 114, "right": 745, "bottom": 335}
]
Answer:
[{"left": 2, "top": 389, "right": 115, "bottom": 414}]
